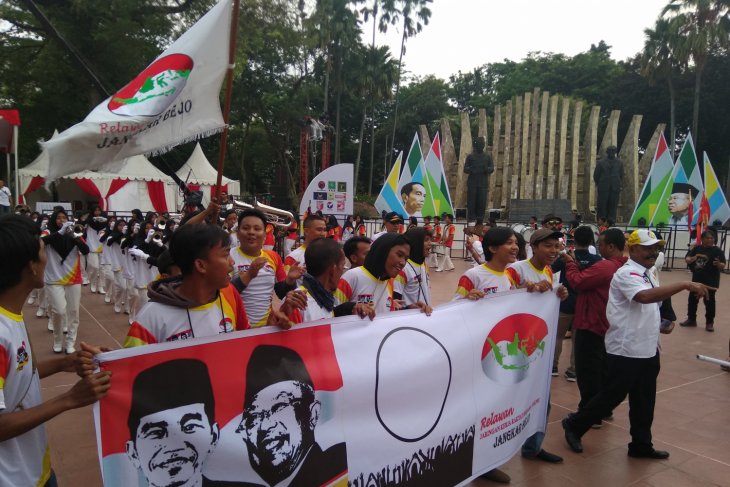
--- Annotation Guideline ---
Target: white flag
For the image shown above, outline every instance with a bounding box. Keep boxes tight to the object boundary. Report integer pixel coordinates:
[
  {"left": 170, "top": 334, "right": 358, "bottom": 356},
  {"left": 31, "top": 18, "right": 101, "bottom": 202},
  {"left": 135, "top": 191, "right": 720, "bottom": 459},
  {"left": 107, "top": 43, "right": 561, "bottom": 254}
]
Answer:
[{"left": 42, "top": 0, "right": 232, "bottom": 182}]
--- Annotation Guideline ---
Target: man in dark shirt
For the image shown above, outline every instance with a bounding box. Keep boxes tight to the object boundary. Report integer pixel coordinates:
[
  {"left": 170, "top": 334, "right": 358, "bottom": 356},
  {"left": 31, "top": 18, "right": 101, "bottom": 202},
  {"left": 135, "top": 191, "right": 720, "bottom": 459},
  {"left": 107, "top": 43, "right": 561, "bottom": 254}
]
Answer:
[{"left": 680, "top": 230, "right": 725, "bottom": 331}]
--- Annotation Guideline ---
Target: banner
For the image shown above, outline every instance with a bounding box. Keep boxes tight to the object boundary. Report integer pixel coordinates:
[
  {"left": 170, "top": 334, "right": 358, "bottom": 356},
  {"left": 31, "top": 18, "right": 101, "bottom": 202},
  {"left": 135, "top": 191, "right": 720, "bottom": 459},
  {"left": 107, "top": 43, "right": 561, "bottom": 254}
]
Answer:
[
  {"left": 298, "top": 164, "right": 354, "bottom": 220},
  {"left": 374, "top": 152, "right": 406, "bottom": 217},
  {"left": 629, "top": 132, "right": 674, "bottom": 226},
  {"left": 423, "top": 133, "right": 454, "bottom": 217},
  {"left": 651, "top": 134, "right": 704, "bottom": 226},
  {"left": 703, "top": 152, "right": 730, "bottom": 226},
  {"left": 42, "top": 0, "right": 232, "bottom": 182},
  {"left": 94, "top": 290, "right": 558, "bottom": 487}
]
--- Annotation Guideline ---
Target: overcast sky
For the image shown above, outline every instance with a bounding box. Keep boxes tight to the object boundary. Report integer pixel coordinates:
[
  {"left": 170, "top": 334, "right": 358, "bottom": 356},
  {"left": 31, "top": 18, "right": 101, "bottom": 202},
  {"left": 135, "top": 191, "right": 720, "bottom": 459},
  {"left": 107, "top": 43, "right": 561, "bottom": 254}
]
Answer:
[{"left": 362, "top": 0, "right": 671, "bottom": 80}]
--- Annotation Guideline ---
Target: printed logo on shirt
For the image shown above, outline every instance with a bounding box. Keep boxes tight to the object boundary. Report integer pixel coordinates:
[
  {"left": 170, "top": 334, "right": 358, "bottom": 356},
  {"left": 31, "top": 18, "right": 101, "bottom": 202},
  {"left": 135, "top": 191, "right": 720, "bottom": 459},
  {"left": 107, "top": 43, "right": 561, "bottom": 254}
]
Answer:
[
  {"left": 166, "top": 329, "right": 194, "bottom": 342},
  {"left": 482, "top": 286, "right": 499, "bottom": 295},
  {"left": 16, "top": 341, "right": 29, "bottom": 371},
  {"left": 219, "top": 317, "right": 233, "bottom": 333},
  {"left": 356, "top": 294, "right": 373, "bottom": 305}
]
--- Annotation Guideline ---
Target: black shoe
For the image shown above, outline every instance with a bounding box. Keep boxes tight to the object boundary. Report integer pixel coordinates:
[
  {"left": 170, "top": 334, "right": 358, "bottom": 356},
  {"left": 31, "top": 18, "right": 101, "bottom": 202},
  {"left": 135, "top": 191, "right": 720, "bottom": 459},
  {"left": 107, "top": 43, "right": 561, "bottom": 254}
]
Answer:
[
  {"left": 480, "top": 468, "right": 511, "bottom": 483},
  {"left": 706, "top": 322, "right": 714, "bottom": 332},
  {"left": 551, "top": 366, "right": 559, "bottom": 377},
  {"left": 564, "top": 370, "right": 577, "bottom": 382},
  {"left": 524, "top": 449, "right": 563, "bottom": 463},
  {"left": 628, "top": 449, "right": 669, "bottom": 460},
  {"left": 680, "top": 318, "right": 697, "bottom": 327},
  {"left": 561, "top": 418, "right": 583, "bottom": 453}
]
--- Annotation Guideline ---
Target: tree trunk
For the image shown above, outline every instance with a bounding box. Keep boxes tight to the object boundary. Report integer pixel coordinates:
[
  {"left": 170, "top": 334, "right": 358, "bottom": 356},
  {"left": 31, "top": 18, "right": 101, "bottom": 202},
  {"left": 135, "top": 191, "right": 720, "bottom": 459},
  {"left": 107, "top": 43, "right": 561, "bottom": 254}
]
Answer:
[
  {"left": 369, "top": 124, "right": 376, "bottom": 195},
  {"left": 668, "top": 76, "right": 676, "bottom": 160},
  {"left": 334, "top": 44, "right": 343, "bottom": 163},
  {"left": 388, "top": 28, "right": 407, "bottom": 171},
  {"left": 355, "top": 106, "right": 367, "bottom": 192},
  {"left": 693, "top": 63, "right": 702, "bottom": 145},
  {"left": 367, "top": 1, "right": 378, "bottom": 196}
]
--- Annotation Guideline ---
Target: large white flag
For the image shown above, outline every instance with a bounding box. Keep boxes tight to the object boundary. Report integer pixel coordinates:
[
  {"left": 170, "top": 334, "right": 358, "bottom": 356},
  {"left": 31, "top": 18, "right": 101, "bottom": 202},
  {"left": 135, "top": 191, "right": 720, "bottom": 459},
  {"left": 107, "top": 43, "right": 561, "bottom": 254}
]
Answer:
[{"left": 42, "top": 0, "right": 232, "bottom": 182}]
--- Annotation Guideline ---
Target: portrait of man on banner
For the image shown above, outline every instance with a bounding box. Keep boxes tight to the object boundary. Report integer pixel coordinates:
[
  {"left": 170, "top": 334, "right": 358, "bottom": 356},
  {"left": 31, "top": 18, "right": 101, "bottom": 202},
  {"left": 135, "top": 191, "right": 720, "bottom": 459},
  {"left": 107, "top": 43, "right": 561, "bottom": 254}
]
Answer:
[
  {"left": 125, "top": 359, "right": 221, "bottom": 487},
  {"left": 233, "top": 344, "right": 347, "bottom": 487},
  {"left": 667, "top": 182, "right": 698, "bottom": 226},
  {"left": 400, "top": 181, "right": 426, "bottom": 218}
]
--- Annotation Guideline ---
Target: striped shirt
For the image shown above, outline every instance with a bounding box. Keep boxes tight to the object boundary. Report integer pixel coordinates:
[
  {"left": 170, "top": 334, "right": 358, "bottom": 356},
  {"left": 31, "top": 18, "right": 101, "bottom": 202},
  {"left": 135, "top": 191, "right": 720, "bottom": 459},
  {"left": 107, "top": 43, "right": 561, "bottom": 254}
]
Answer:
[
  {"left": 335, "top": 267, "right": 395, "bottom": 313},
  {"left": 455, "top": 264, "right": 514, "bottom": 299}
]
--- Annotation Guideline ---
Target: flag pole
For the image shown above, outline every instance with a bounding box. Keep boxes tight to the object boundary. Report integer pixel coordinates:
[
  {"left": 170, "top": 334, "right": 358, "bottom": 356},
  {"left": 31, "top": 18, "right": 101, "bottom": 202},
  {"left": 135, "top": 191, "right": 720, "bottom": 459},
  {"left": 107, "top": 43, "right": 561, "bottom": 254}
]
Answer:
[{"left": 214, "top": 0, "right": 241, "bottom": 202}]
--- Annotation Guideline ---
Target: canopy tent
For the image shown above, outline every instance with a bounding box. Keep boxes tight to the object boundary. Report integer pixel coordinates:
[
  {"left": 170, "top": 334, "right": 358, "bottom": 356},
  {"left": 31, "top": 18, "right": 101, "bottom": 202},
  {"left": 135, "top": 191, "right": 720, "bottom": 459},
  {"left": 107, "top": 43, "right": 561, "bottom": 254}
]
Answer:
[
  {"left": 19, "top": 142, "right": 177, "bottom": 213},
  {"left": 175, "top": 142, "right": 240, "bottom": 206}
]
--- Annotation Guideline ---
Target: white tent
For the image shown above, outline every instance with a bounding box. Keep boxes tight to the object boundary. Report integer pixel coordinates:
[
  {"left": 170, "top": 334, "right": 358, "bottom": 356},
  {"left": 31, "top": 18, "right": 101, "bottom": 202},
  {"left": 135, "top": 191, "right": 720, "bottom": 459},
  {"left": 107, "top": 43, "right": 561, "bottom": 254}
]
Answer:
[
  {"left": 176, "top": 143, "right": 240, "bottom": 206},
  {"left": 19, "top": 140, "right": 178, "bottom": 213}
]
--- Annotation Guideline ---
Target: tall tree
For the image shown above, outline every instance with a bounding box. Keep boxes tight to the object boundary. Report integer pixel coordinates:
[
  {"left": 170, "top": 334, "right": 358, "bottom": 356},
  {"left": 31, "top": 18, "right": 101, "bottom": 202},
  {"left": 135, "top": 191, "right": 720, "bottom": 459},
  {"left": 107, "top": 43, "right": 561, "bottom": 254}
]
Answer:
[
  {"left": 641, "top": 17, "right": 684, "bottom": 159},
  {"left": 663, "top": 0, "right": 730, "bottom": 143},
  {"left": 380, "top": 0, "right": 432, "bottom": 169}
]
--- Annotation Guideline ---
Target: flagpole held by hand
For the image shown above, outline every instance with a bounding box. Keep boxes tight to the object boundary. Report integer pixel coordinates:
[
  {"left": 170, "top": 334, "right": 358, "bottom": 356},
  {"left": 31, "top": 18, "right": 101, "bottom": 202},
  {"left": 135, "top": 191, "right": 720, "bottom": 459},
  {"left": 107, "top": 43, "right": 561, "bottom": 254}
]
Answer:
[{"left": 214, "top": 0, "right": 241, "bottom": 202}]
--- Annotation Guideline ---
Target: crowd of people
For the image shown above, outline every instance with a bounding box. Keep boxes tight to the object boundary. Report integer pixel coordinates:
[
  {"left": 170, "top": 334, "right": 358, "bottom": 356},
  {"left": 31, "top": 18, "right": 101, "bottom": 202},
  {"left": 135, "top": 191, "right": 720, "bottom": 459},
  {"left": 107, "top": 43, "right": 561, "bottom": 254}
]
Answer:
[{"left": 0, "top": 201, "right": 726, "bottom": 486}]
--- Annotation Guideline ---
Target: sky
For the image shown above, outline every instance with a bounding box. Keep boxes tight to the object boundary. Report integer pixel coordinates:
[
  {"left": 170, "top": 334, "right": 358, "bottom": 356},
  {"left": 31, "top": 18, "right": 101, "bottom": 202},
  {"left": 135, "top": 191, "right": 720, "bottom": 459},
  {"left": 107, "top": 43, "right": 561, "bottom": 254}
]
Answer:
[{"left": 361, "top": 0, "right": 671, "bottom": 80}]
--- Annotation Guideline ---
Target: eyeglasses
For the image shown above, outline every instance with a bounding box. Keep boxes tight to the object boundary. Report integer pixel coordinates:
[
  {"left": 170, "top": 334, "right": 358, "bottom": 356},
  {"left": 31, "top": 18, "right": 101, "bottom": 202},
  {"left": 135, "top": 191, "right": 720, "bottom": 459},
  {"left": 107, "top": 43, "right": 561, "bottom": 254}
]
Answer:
[
  {"left": 236, "top": 399, "right": 301, "bottom": 431},
  {"left": 546, "top": 220, "right": 561, "bottom": 225}
]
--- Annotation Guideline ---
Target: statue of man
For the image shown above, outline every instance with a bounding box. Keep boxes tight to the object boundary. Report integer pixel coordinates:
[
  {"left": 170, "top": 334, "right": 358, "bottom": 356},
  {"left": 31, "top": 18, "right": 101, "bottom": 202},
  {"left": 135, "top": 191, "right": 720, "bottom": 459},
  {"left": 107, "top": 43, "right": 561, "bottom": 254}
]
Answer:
[
  {"left": 593, "top": 145, "right": 623, "bottom": 225},
  {"left": 464, "top": 137, "right": 494, "bottom": 224}
]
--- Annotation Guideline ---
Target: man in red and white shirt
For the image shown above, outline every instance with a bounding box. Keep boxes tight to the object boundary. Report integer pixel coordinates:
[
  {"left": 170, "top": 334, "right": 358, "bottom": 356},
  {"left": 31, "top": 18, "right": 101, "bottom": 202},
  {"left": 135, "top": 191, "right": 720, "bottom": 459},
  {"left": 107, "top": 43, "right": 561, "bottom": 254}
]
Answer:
[
  {"left": 0, "top": 215, "right": 110, "bottom": 487},
  {"left": 435, "top": 214, "right": 456, "bottom": 272},
  {"left": 284, "top": 215, "right": 327, "bottom": 278}
]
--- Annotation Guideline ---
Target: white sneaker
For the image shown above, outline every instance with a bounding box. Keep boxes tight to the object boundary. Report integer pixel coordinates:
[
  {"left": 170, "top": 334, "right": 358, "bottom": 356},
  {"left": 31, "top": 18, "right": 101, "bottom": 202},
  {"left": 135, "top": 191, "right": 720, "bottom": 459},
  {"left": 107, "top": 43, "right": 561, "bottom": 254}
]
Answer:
[
  {"left": 53, "top": 342, "right": 62, "bottom": 353},
  {"left": 98, "top": 287, "right": 106, "bottom": 294},
  {"left": 104, "top": 295, "right": 111, "bottom": 304},
  {"left": 114, "top": 303, "right": 122, "bottom": 313},
  {"left": 47, "top": 318, "right": 53, "bottom": 332},
  {"left": 36, "top": 308, "right": 45, "bottom": 318},
  {"left": 27, "top": 296, "right": 35, "bottom": 305},
  {"left": 82, "top": 278, "right": 90, "bottom": 285},
  {"left": 91, "top": 285, "right": 97, "bottom": 293},
  {"left": 65, "top": 345, "right": 75, "bottom": 354}
]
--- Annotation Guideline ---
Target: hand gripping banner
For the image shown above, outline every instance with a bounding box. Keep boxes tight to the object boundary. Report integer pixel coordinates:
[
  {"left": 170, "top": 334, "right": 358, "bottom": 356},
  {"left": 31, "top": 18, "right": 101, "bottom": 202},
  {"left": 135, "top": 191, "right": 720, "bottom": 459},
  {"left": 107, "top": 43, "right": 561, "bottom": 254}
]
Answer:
[{"left": 93, "top": 290, "right": 559, "bottom": 487}]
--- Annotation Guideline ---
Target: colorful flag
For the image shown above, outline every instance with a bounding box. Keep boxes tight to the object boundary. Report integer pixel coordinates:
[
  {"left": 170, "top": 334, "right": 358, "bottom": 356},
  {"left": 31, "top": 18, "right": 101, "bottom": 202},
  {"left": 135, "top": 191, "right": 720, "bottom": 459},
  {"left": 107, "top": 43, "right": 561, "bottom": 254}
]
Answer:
[
  {"left": 695, "top": 191, "right": 711, "bottom": 244},
  {"left": 42, "top": 0, "right": 232, "bottom": 182},
  {"left": 703, "top": 152, "right": 730, "bottom": 226},
  {"left": 374, "top": 152, "right": 406, "bottom": 216},
  {"left": 422, "top": 133, "right": 454, "bottom": 217},
  {"left": 650, "top": 133, "right": 704, "bottom": 227},
  {"left": 629, "top": 133, "right": 674, "bottom": 226}
]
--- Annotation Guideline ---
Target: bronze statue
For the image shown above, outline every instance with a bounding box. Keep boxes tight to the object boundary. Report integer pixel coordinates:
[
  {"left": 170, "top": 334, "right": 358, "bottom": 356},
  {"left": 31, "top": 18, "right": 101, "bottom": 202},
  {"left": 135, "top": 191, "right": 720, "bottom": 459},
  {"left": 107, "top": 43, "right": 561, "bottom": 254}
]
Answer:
[
  {"left": 464, "top": 137, "right": 494, "bottom": 223},
  {"left": 593, "top": 145, "right": 623, "bottom": 225}
]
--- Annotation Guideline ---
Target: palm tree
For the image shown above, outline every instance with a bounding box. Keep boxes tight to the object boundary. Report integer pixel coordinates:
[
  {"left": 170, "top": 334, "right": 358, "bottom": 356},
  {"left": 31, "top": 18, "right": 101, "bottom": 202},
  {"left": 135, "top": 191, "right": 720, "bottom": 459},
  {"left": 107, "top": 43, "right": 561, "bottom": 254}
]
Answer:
[
  {"left": 352, "top": 45, "right": 398, "bottom": 192},
  {"left": 381, "top": 0, "right": 432, "bottom": 170},
  {"left": 641, "top": 18, "right": 684, "bottom": 159},
  {"left": 663, "top": 0, "right": 730, "bottom": 142}
]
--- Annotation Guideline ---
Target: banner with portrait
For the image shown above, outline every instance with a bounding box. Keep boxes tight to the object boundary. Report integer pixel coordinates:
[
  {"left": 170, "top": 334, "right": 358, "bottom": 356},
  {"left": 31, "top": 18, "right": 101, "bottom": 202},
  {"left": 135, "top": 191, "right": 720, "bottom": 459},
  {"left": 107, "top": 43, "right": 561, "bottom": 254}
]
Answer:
[{"left": 93, "top": 290, "right": 558, "bottom": 487}]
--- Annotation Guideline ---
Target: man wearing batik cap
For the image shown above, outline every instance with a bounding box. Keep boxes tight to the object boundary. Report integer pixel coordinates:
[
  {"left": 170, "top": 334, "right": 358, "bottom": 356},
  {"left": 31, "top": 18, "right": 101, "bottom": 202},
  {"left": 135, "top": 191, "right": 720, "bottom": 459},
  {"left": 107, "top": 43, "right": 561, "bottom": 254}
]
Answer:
[
  {"left": 562, "top": 229, "right": 713, "bottom": 458},
  {"left": 667, "top": 182, "right": 699, "bottom": 226},
  {"left": 126, "top": 359, "right": 223, "bottom": 487},
  {"left": 372, "top": 211, "right": 403, "bottom": 242},
  {"left": 236, "top": 345, "right": 347, "bottom": 487}
]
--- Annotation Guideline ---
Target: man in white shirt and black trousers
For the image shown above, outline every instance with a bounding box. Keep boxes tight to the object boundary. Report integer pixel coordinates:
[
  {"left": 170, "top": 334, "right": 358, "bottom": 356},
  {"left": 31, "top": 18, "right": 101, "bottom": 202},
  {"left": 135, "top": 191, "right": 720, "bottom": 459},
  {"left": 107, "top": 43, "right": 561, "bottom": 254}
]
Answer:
[{"left": 562, "top": 229, "right": 713, "bottom": 459}]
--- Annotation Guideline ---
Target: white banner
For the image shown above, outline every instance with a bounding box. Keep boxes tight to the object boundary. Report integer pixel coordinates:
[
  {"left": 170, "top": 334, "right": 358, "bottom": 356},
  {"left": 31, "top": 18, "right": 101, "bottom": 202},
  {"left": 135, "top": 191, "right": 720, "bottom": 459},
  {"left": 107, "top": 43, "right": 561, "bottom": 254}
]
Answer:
[
  {"left": 42, "top": 0, "right": 232, "bottom": 182},
  {"left": 94, "top": 290, "right": 558, "bottom": 487},
  {"left": 299, "top": 164, "right": 354, "bottom": 220}
]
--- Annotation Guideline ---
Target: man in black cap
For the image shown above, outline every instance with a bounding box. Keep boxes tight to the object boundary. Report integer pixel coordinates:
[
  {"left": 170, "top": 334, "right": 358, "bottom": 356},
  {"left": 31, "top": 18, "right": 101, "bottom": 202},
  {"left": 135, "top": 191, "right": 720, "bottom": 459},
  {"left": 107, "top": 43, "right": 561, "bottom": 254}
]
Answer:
[
  {"left": 126, "top": 359, "right": 222, "bottom": 487},
  {"left": 667, "top": 182, "right": 698, "bottom": 226},
  {"left": 372, "top": 211, "right": 403, "bottom": 242},
  {"left": 236, "top": 345, "right": 347, "bottom": 487},
  {"left": 594, "top": 145, "right": 623, "bottom": 225}
]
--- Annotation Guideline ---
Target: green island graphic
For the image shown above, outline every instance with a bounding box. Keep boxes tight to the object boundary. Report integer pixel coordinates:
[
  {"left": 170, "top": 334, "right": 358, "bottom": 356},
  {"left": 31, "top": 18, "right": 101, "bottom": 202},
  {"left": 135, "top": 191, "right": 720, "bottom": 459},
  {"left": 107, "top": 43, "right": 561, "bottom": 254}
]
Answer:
[
  {"left": 112, "top": 69, "right": 191, "bottom": 105},
  {"left": 487, "top": 333, "right": 545, "bottom": 371}
]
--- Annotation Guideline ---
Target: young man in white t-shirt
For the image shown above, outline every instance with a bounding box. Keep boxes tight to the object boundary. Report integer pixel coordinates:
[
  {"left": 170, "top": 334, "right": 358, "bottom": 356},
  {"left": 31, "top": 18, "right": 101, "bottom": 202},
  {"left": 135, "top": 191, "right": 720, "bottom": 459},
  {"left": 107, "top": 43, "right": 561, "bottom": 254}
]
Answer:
[
  {"left": 562, "top": 229, "right": 712, "bottom": 459},
  {"left": 0, "top": 179, "right": 11, "bottom": 214},
  {"left": 284, "top": 214, "right": 327, "bottom": 276},
  {"left": 0, "top": 215, "right": 111, "bottom": 486}
]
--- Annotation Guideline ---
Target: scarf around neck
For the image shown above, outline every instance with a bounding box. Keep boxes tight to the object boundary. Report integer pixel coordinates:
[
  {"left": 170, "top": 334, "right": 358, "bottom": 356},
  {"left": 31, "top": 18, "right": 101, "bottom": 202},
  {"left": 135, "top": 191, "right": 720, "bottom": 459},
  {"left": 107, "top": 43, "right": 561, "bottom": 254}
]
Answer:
[{"left": 302, "top": 273, "right": 335, "bottom": 312}]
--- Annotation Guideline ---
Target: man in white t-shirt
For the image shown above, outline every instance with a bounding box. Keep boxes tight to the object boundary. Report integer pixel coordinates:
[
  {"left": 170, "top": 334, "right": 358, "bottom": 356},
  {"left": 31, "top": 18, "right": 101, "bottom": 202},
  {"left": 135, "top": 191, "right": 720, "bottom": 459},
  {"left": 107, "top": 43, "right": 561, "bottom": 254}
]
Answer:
[
  {"left": 562, "top": 229, "right": 712, "bottom": 459},
  {"left": 0, "top": 180, "right": 11, "bottom": 214},
  {"left": 284, "top": 214, "right": 327, "bottom": 276},
  {"left": 0, "top": 215, "right": 111, "bottom": 486}
]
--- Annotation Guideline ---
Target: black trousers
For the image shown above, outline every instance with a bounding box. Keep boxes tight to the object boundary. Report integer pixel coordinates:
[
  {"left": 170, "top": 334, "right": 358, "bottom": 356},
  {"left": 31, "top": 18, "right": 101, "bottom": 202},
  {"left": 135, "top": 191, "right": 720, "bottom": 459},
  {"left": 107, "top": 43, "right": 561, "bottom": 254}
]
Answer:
[
  {"left": 467, "top": 182, "right": 487, "bottom": 222},
  {"left": 565, "top": 352, "right": 660, "bottom": 453},
  {"left": 596, "top": 189, "right": 620, "bottom": 224},
  {"left": 687, "top": 289, "right": 716, "bottom": 322},
  {"left": 574, "top": 329, "right": 608, "bottom": 410}
]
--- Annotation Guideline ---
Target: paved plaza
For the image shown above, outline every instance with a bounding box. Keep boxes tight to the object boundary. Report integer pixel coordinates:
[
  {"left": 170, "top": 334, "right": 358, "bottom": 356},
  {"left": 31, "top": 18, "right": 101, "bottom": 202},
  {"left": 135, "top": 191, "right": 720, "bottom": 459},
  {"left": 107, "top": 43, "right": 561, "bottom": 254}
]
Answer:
[{"left": 30, "top": 259, "right": 730, "bottom": 486}]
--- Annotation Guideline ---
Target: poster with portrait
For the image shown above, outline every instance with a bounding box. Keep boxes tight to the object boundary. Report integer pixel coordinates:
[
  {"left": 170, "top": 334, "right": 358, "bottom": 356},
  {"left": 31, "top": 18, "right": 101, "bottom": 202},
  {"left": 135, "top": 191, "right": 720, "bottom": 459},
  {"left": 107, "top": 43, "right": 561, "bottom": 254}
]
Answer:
[{"left": 94, "top": 290, "right": 558, "bottom": 487}]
